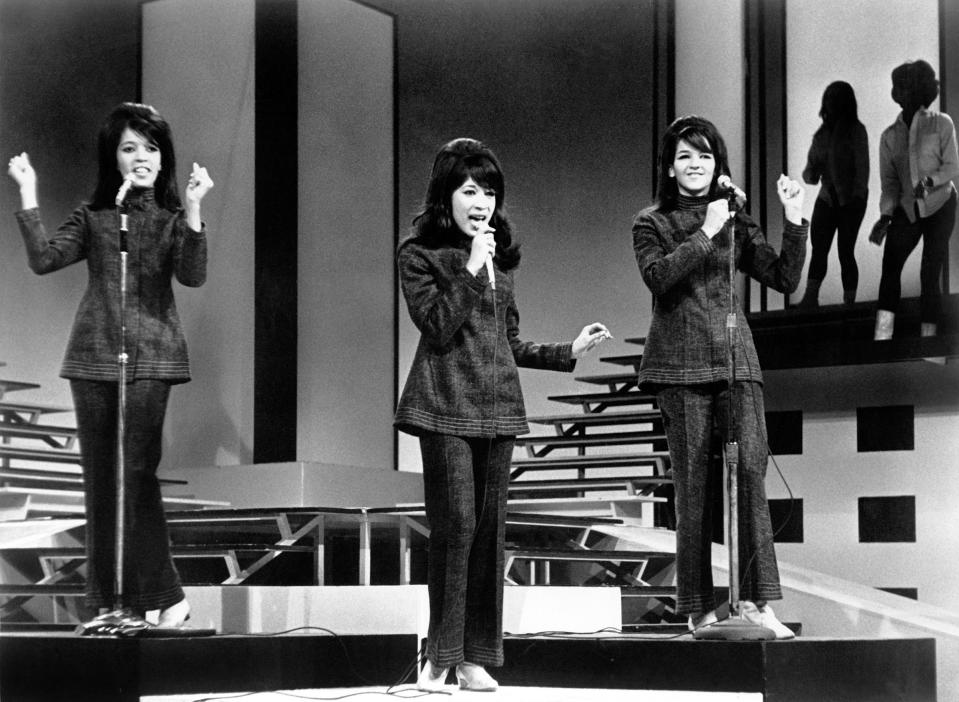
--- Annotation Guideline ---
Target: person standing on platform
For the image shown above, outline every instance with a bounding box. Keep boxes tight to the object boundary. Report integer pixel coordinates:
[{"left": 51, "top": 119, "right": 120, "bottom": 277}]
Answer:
[
  {"left": 395, "top": 137, "right": 611, "bottom": 692},
  {"left": 632, "top": 115, "right": 807, "bottom": 639},
  {"left": 7, "top": 102, "right": 214, "bottom": 629},
  {"left": 869, "top": 59, "right": 959, "bottom": 339},
  {"left": 798, "top": 81, "right": 869, "bottom": 307}
]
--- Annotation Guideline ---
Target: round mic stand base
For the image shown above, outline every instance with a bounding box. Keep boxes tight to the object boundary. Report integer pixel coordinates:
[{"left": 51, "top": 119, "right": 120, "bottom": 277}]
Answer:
[
  {"left": 76, "top": 607, "right": 217, "bottom": 638},
  {"left": 75, "top": 607, "right": 151, "bottom": 637}
]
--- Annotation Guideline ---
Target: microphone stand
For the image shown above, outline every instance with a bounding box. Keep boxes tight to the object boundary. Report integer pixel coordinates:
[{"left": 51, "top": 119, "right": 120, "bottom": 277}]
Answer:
[
  {"left": 75, "top": 190, "right": 216, "bottom": 638},
  {"left": 693, "top": 192, "right": 775, "bottom": 641},
  {"left": 76, "top": 198, "right": 153, "bottom": 636}
]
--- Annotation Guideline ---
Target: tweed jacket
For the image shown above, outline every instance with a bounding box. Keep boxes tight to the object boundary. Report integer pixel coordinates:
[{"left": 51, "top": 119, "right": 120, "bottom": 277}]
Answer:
[
  {"left": 632, "top": 194, "right": 808, "bottom": 389},
  {"left": 15, "top": 189, "right": 206, "bottom": 383},
  {"left": 395, "top": 237, "right": 575, "bottom": 438}
]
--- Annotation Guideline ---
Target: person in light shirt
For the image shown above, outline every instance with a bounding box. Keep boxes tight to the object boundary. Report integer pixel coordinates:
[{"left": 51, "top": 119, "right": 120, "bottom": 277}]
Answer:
[{"left": 869, "top": 60, "right": 959, "bottom": 340}]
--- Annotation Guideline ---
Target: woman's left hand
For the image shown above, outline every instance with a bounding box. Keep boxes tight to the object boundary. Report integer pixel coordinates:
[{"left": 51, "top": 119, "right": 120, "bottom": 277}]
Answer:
[
  {"left": 572, "top": 322, "right": 612, "bottom": 357},
  {"left": 775, "top": 174, "right": 804, "bottom": 224},
  {"left": 185, "top": 162, "right": 214, "bottom": 204}
]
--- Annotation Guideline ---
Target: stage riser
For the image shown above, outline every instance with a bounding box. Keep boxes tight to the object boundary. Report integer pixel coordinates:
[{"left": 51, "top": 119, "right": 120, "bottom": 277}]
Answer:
[
  {"left": 498, "top": 637, "right": 936, "bottom": 702},
  {"left": 0, "top": 634, "right": 418, "bottom": 702},
  {"left": 0, "top": 633, "right": 935, "bottom": 702}
]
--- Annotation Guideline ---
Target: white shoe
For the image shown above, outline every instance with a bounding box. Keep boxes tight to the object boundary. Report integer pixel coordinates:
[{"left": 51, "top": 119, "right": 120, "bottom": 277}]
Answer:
[
  {"left": 156, "top": 598, "right": 190, "bottom": 627},
  {"left": 687, "top": 609, "right": 718, "bottom": 631},
  {"left": 417, "top": 659, "right": 449, "bottom": 692},
  {"left": 456, "top": 661, "right": 499, "bottom": 691},
  {"left": 740, "top": 601, "right": 795, "bottom": 639}
]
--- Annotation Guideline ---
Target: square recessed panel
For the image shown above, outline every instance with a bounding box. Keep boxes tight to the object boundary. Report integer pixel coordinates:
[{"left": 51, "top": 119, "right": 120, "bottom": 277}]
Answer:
[
  {"left": 768, "top": 497, "right": 803, "bottom": 543},
  {"left": 858, "top": 496, "right": 916, "bottom": 542},
  {"left": 877, "top": 587, "right": 918, "bottom": 600},
  {"left": 856, "top": 405, "right": 914, "bottom": 452},
  {"left": 765, "top": 410, "right": 802, "bottom": 455}
]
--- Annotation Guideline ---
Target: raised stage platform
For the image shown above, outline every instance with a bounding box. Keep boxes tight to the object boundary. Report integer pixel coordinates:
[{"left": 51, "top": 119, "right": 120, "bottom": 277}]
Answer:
[{"left": 0, "top": 630, "right": 935, "bottom": 702}]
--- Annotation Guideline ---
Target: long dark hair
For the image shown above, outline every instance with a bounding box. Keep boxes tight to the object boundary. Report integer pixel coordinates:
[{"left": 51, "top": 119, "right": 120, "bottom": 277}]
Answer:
[
  {"left": 406, "top": 137, "right": 520, "bottom": 270},
  {"left": 655, "top": 115, "right": 730, "bottom": 211},
  {"left": 815, "top": 81, "right": 863, "bottom": 191},
  {"left": 89, "top": 102, "right": 181, "bottom": 211},
  {"left": 818, "top": 81, "right": 861, "bottom": 130}
]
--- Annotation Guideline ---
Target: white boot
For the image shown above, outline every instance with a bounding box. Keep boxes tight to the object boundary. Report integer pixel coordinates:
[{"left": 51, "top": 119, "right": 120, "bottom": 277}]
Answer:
[
  {"left": 920, "top": 322, "right": 946, "bottom": 364},
  {"left": 874, "top": 310, "right": 895, "bottom": 340}
]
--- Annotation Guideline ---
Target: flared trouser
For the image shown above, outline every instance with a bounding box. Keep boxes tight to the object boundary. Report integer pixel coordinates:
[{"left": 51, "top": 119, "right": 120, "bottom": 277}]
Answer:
[
  {"left": 70, "top": 379, "right": 184, "bottom": 613},
  {"left": 656, "top": 381, "right": 783, "bottom": 615},
  {"left": 418, "top": 432, "right": 514, "bottom": 668}
]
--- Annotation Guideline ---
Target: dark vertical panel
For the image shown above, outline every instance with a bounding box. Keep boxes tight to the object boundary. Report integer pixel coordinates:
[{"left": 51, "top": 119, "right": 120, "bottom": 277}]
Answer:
[
  {"left": 651, "top": 0, "right": 675, "bottom": 200},
  {"left": 939, "top": 0, "right": 957, "bottom": 294},
  {"left": 743, "top": 0, "right": 787, "bottom": 311},
  {"left": 390, "top": 12, "right": 400, "bottom": 470},
  {"left": 254, "top": 0, "right": 298, "bottom": 463}
]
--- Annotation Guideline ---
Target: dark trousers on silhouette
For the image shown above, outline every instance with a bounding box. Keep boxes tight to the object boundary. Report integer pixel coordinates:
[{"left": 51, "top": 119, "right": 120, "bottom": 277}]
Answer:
[
  {"left": 419, "top": 432, "right": 514, "bottom": 668},
  {"left": 878, "top": 192, "right": 956, "bottom": 323},
  {"left": 656, "top": 381, "right": 783, "bottom": 616},
  {"left": 70, "top": 379, "right": 184, "bottom": 613},
  {"left": 807, "top": 196, "right": 867, "bottom": 293}
]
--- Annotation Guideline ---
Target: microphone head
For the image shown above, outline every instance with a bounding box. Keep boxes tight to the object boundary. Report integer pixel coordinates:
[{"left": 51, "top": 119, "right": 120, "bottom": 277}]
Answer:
[{"left": 115, "top": 175, "right": 134, "bottom": 206}]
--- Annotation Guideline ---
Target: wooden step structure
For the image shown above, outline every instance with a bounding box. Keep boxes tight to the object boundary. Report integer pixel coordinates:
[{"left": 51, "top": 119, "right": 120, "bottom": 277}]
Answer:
[{"left": 0, "top": 376, "right": 224, "bottom": 521}]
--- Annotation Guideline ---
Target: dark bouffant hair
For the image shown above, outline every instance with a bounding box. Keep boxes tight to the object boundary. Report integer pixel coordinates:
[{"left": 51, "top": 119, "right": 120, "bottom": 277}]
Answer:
[
  {"left": 655, "top": 115, "right": 731, "bottom": 211},
  {"left": 406, "top": 137, "right": 519, "bottom": 270},
  {"left": 90, "top": 102, "right": 181, "bottom": 212}
]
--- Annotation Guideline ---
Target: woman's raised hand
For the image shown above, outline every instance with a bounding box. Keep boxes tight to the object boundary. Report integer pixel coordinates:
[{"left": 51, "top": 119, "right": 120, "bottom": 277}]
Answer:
[
  {"left": 7, "top": 153, "right": 38, "bottom": 209},
  {"left": 702, "top": 198, "right": 731, "bottom": 239},
  {"left": 776, "top": 174, "right": 804, "bottom": 224},
  {"left": 185, "top": 162, "right": 214, "bottom": 204},
  {"left": 466, "top": 224, "right": 496, "bottom": 277},
  {"left": 572, "top": 322, "right": 613, "bottom": 357}
]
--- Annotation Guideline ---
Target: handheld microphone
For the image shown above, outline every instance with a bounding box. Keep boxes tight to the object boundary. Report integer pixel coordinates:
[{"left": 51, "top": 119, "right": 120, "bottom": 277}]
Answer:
[
  {"left": 717, "top": 175, "right": 747, "bottom": 209},
  {"left": 115, "top": 175, "right": 134, "bottom": 207},
  {"left": 485, "top": 256, "right": 496, "bottom": 290}
]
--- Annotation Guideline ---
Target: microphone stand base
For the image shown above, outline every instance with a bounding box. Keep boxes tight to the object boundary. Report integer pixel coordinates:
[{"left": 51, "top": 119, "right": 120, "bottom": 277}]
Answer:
[
  {"left": 692, "top": 616, "right": 777, "bottom": 641},
  {"left": 75, "top": 608, "right": 151, "bottom": 637},
  {"left": 75, "top": 608, "right": 217, "bottom": 638}
]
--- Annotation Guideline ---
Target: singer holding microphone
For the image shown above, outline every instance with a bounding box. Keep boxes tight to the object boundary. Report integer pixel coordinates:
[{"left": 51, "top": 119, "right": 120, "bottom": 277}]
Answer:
[
  {"left": 395, "top": 138, "right": 610, "bottom": 692},
  {"left": 632, "top": 115, "right": 807, "bottom": 639},
  {"left": 7, "top": 102, "right": 213, "bottom": 628}
]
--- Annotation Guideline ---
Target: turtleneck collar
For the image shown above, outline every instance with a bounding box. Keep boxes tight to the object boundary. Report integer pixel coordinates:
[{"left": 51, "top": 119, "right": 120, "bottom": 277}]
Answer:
[
  {"left": 123, "top": 187, "right": 156, "bottom": 210},
  {"left": 676, "top": 193, "right": 710, "bottom": 210}
]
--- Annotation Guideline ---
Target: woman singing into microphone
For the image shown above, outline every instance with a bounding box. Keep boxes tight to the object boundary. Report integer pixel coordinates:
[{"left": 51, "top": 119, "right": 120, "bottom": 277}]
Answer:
[
  {"left": 632, "top": 115, "right": 807, "bottom": 639},
  {"left": 7, "top": 102, "right": 213, "bottom": 628},
  {"left": 395, "top": 137, "right": 610, "bottom": 691}
]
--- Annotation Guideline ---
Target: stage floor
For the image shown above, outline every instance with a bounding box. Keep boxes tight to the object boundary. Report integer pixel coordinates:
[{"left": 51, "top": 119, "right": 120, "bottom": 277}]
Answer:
[{"left": 144, "top": 686, "right": 761, "bottom": 701}]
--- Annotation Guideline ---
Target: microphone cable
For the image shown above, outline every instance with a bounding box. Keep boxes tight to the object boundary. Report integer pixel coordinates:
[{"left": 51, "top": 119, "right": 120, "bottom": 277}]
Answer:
[{"left": 731, "top": 313, "right": 797, "bottom": 598}]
